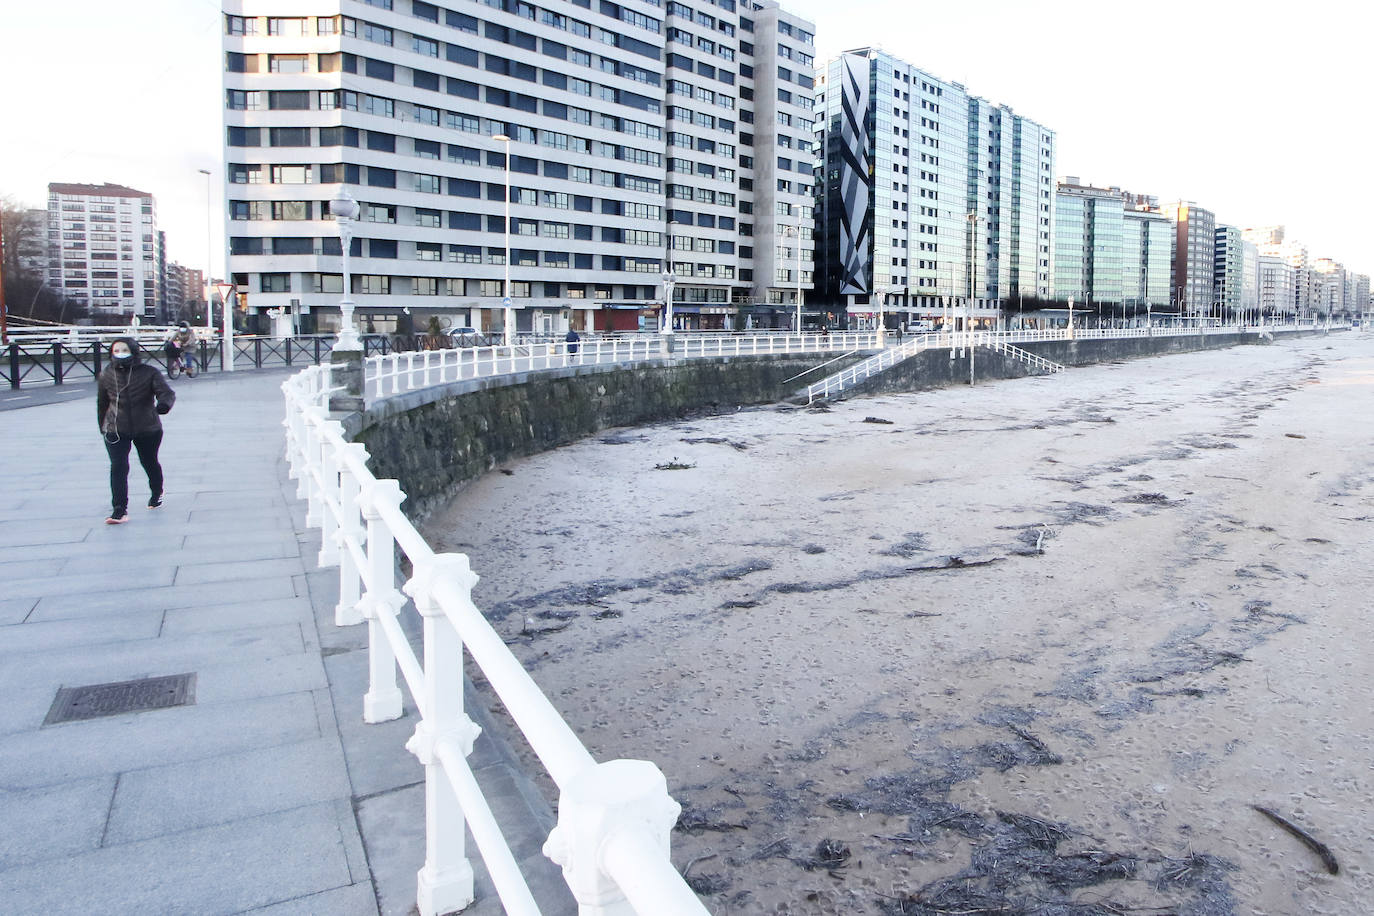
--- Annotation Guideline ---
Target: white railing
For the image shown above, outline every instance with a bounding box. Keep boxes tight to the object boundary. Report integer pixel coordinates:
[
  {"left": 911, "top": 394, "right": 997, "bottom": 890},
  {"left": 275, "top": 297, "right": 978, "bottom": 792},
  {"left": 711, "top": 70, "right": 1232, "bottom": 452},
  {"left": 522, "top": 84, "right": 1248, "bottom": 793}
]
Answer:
[
  {"left": 979, "top": 334, "right": 1066, "bottom": 373},
  {"left": 282, "top": 365, "right": 708, "bottom": 916},
  {"left": 805, "top": 332, "right": 944, "bottom": 402},
  {"left": 802, "top": 321, "right": 1345, "bottom": 401},
  {"left": 365, "top": 330, "right": 882, "bottom": 400}
]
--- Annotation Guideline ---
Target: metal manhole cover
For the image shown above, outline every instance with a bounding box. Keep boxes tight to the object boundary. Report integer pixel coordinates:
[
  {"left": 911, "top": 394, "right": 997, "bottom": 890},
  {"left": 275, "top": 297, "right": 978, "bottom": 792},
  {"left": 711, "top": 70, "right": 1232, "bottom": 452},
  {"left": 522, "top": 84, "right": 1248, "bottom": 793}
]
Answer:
[{"left": 43, "top": 673, "right": 196, "bottom": 725}]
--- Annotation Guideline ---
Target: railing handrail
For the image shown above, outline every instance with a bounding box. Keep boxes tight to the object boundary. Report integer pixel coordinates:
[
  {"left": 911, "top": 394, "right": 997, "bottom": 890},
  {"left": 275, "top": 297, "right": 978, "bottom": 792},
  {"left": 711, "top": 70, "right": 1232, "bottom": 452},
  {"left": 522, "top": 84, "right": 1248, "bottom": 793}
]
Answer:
[
  {"left": 282, "top": 364, "right": 707, "bottom": 916},
  {"left": 363, "top": 330, "right": 884, "bottom": 402}
]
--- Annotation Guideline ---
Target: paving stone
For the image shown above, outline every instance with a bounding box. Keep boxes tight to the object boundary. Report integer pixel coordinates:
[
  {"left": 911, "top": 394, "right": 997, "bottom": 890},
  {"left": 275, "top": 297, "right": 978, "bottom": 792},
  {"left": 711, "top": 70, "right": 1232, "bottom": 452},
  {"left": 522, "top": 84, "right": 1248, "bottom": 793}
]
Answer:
[
  {"left": 0, "top": 597, "right": 37, "bottom": 626},
  {"left": 29, "top": 575, "right": 299, "bottom": 623},
  {"left": 0, "top": 691, "right": 322, "bottom": 790},
  {"left": 0, "top": 777, "right": 113, "bottom": 869},
  {"left": 160, "top": 596, "right": 315, "bottom": 635},
  {"left": 0, "top": 610, "right": 164, "bottom": 656},
  {"left": 174, "top": 556, "right": 307, "bottom": 586},
  {"left": 4, "top": 567, "right": 178, "bottom": 600},
  {"left": 0, "top": 803, "right": 355, "bottom": 916},
  {"left": 190, "top": 652, "right": 329, "bottom": 707},
  {"left": 0, "top": 623, "right": 305, "bottom": 694},
  {"left": 0, "top": 557, "right": 65, "bottom": 579},
  {"left": 104, "top": 737, "right": 351, "bottom": 845},
  {"left": 241, "top": 881, "right": 378, "bottom": 915}
]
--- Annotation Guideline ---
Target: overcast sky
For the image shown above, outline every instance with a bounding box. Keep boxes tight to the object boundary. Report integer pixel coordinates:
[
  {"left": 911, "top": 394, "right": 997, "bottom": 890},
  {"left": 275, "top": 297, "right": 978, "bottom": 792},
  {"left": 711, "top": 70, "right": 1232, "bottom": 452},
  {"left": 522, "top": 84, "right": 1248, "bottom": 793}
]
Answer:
[{"left": 3, "top": 0, "right": 1369, "bottom": 279}]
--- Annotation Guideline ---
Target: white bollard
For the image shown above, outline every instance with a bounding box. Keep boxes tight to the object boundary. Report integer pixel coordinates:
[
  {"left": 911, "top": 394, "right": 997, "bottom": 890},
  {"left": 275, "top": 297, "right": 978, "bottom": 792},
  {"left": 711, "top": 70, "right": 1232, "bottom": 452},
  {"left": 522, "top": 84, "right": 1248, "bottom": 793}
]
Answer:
[
  {"left": 405, "top": 553, "right": 483, "bottom": 916},
  {"left": 333, "top": 442, "right": 370, "bottom": 627},
  {"left": 357, "top": 480, "right": 406, "bottom": 723},
  {"left": 544, "top": 759, "right": 697, "bottom": 916}
]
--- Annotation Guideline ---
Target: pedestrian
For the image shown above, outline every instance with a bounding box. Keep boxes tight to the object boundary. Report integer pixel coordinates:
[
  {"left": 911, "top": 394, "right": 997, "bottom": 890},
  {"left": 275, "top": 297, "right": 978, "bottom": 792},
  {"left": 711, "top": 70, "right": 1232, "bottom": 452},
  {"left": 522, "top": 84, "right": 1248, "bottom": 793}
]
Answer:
[
  {"left": 565, "top": 327, "right": 580, "bottom": 355},
  {"left": 163, "top": 321, "right": 198, "bottom": 375},
  {"left": 97, "top": 337, "right": 175, "bottom": 525}
]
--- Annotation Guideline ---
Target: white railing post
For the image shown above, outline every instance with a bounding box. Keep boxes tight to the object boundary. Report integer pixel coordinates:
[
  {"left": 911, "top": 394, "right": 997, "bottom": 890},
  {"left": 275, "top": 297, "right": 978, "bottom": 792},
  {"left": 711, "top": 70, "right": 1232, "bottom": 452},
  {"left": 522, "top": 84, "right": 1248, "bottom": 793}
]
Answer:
[
  {"left": 357, "top": 480, "right": 406, "bottom": 723},
  {"left": 404, "top": 553, "right": 483, "bottom": 916},
  {"left": 303, "top": 409, "right": 326, "bottom": 527},
  {"left": 543, "top": 759, "right": 693, "bottom": 916},
  {"left": 317, "top": 418, "right": 345, "bottom": 568},
  {"left": 333, "top": 441, "right": 369, "bottom": 627}
]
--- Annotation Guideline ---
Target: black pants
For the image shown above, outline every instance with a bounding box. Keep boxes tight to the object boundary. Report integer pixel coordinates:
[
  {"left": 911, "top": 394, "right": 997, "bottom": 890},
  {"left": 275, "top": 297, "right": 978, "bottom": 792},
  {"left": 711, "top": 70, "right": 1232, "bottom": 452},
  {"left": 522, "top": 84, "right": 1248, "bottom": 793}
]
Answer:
[{"left": 105, "top": 430, "right": 164, "bottom": 511}]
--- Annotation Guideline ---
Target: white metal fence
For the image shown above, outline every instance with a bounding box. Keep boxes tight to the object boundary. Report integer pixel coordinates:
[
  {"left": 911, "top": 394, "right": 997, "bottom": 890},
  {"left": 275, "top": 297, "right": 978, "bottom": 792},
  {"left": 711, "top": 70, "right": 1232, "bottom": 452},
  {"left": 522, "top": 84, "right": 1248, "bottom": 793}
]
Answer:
[
  {"left": 804, "top": 322, "right": 1340, "bottom": 402},
  {"left": 365, "top": 330, "right": 881, "bottom": 400},
  {"left": 283, "top": 365, "right": 709, "bottom": 916}
]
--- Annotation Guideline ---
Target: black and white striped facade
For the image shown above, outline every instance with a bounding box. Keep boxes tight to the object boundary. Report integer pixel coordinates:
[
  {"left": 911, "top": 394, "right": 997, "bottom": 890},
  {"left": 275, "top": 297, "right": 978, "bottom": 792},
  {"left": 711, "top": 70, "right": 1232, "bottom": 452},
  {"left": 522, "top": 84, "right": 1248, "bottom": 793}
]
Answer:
[
  {"left": 222, "top": 0, "right": 815, "bottom": 334},
  {"left": 815, "top": 48, "right": 1055, "bottom": 326}
]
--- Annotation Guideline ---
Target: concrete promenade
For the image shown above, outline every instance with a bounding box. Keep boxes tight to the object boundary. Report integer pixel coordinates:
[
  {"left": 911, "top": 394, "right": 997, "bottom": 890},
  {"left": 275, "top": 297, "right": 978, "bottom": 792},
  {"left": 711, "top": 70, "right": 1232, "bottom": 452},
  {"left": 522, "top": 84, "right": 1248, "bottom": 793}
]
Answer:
[{"left": 0, "top": 368, "right": 566, "bottom": 915}]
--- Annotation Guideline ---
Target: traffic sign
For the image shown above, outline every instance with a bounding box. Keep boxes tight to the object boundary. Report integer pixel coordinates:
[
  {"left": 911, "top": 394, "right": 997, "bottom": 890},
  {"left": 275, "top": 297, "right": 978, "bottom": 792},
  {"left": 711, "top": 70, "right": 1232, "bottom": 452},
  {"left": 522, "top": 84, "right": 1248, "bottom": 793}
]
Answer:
[
  {"left": 502, "top": 296, "right": 512, "bottom": 308},
  {"left": 215, "top": 282, "right": 237, "bottom": 305}
]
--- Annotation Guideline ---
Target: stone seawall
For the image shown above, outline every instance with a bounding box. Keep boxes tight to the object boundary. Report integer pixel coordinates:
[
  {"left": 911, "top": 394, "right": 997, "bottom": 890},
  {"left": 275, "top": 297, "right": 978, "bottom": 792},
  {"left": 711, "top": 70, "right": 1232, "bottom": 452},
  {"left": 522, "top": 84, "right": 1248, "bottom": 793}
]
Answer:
[
  {"left": 348, "top": 352, "right": 866, "bottom": 519},
  {"left": 851, "top": 328, "right": 1330, "bottom": 397},
  {"left": 347, "top": 329, "right": 1335, "bottom": 520}
]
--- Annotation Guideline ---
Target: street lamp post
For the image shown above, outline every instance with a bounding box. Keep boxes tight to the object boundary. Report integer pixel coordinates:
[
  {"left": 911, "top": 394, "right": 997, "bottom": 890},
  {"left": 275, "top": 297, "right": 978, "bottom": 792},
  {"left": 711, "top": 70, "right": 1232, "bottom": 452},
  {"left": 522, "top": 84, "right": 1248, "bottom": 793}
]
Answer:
[
  {"left": 1067, "top": 296, "right": 1075, "bottom": 340},
  {"left": 493, "top": 134, "right": 514, "bottom": 346},
  {"left": 330, "top": 188, "right": 361, "bottom": 351},
  {"left": 199, "top": 169, "right": 213, "bottom": 333}
]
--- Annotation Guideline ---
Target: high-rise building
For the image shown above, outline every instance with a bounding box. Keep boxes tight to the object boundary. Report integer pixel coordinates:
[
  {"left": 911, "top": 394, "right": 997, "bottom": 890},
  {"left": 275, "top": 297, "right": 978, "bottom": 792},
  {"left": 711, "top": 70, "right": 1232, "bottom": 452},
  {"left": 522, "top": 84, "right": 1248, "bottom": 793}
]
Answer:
[
  {"left": 1162, "top": 201, "right": 1215, "bottom": 319},
  {"left": 739, "top": 2, "right": 818, "bottom": 324},
  {"left": 1354, "top": 273, "right": 1370, "bottom": 319},
  {"left": 814, "top": 48, "right": 1053, "bottom": 328},
  {"left": 222, "top": 0, "right": 815, "bottom": 335},
  {"left": 1312, "top": 257, "right": 1347, "bottom": 317},
  {"left": 1243, "top": 225, "right": 1311, "bottom": 318},
  {"left": 1257, "top": 253, "right": 1295, "bottom": 319},
  {"left": 45, "top": 183, "right": 160, "bottom": 318},
  {"left": 1054, "top": 179, "right": 1123, "bottom": 309},
  {"left": 1121, "top": 205, "right": 1172, "bottom": 313},
  {"left": 1213, "top": 225, "right": 1246, "bottom": 319}
]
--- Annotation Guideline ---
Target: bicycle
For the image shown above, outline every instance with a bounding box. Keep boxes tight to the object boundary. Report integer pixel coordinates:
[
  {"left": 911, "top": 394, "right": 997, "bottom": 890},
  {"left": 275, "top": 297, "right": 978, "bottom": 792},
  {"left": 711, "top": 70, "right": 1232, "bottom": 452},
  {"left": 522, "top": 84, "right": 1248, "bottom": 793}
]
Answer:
[{"left": 164, "top": 344, "right": 196, "bottom": 379}]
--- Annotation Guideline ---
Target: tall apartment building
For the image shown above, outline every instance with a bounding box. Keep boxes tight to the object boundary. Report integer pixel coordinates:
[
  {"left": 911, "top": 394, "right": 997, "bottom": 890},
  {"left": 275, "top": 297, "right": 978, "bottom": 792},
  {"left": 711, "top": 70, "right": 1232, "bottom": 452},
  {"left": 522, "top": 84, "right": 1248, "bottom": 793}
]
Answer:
[
  {"left": 1213, "top": 225, "right": 1257, "bottom": 319},
  {"left": 1256, "top": 253, "right": 1295, "bottom": 318},
  {"left": 1311, "top": 257, "right": 1347, "bottom": 317},
  {"left": 1121, "top": 205, "right": 1172, "bottom": 312},
  {"left": 222, "top": 0, "right": 814, "bottom": 335},
  {"left": 1162, "top": 200, "right": 1214, "bottom": 319},
  {"left": 1242, "top": 225, "right": 1310, "bottom": 317},
  {"left": 1054, "top": 180, "right": 1122, "bottom": 308},
  {"left": 814, "top": 48, "right": 1053, "bottom": 328},
  {"left": 45, "top": 183, "right": 160, "bottom": 318}
]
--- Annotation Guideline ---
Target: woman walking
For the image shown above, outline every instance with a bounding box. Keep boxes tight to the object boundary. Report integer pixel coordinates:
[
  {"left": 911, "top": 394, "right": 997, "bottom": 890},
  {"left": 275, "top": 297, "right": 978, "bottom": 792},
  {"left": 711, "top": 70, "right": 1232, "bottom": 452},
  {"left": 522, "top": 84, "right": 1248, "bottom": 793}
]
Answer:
[{"left": 97, "top": 337, "right": 175, "bottom": 525}]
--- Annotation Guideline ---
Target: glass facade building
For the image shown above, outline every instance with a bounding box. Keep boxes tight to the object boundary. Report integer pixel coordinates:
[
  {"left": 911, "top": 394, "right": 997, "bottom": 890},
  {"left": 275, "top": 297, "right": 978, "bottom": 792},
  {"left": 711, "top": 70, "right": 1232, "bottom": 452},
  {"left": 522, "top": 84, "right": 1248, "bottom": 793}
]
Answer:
[
  {"left": 1121, "top": 207, "right": 1171, "bottom": 311},
  {"left": 814, "top": 48, "right": 1053, "bottom": 327}
]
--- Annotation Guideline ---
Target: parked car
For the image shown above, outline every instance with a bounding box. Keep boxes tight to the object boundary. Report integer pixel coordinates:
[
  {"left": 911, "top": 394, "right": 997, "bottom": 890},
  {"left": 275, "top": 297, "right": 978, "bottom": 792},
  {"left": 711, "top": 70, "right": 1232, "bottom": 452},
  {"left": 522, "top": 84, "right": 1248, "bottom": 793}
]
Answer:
[{"left": 447, "top": 327, "right": 485, "bottom": 346}]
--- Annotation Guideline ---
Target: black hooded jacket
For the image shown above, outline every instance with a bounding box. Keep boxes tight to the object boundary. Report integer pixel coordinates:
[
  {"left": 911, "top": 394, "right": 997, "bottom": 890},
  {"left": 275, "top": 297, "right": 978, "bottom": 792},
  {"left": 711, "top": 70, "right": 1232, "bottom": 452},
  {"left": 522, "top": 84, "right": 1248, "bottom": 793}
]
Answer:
[{"left": 97, "top": 337, "right": 176, "bottom": 437}]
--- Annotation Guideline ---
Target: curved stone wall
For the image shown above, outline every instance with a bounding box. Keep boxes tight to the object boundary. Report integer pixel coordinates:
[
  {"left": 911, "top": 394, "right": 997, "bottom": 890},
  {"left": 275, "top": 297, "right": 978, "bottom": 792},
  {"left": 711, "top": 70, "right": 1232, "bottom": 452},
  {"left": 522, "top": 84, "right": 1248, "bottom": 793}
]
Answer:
[
  {"left": 348, "top": 353, "right": 867, "bottom": 520},
  {"left": 348, "top": 329, "right": 1334, "bottom": 520}
]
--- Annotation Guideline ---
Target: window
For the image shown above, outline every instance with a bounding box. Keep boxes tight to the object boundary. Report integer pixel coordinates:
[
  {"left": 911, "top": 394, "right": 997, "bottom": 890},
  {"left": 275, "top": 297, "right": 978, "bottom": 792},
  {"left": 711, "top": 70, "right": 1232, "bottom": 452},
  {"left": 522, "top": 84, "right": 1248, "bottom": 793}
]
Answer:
[
  {"left": 269, "top": 201, "right": 310, "bottom": 221},
  {"left": 269, "top": 90, "right": 310, "bottom": 110},
  {"left": 415, "top": 209, "right": 441, "bottom": 228},
  {"left": 268, "top": 16, "right": 307, "bottom": 36},
  {"left": 260, "top": 273, "right": 290, "bottom": 293},
  {"left": 269, "top": 54, "right": 309, "bottom": 74},
  {"left": 271, "top": 165, "right": 312, "bottom": 184}
]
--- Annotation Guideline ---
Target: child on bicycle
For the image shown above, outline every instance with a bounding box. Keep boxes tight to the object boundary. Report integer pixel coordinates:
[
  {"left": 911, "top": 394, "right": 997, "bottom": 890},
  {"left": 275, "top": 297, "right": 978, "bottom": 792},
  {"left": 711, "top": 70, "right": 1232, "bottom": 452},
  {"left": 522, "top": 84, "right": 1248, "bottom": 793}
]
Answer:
[{"left": 163, "top": 322, "right": 198, "bottom": 376}]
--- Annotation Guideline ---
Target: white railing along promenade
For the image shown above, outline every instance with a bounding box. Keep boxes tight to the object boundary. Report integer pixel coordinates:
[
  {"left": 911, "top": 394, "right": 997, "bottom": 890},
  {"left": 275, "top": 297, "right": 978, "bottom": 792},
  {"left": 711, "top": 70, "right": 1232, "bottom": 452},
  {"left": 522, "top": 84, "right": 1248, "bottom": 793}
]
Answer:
[
  {"left": 804, "top": 332, "right": 946, "bottom": 401},
  {"left": 804, "top": 321, "right": 1339, "bottom": 401},
  {"left": 364, "top": 330, "right": 881, "bottom": 399},
  {"left": 282, "top": 365, "right": 709, "bottom": 916}
]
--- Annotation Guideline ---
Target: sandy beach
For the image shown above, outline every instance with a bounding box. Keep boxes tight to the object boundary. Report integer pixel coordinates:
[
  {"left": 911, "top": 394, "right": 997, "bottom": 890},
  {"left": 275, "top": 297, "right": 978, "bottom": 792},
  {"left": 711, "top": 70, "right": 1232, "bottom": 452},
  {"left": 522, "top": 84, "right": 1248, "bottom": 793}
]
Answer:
[{"left": 425, "top": 332, "right": 1374, "bottom": 915}]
